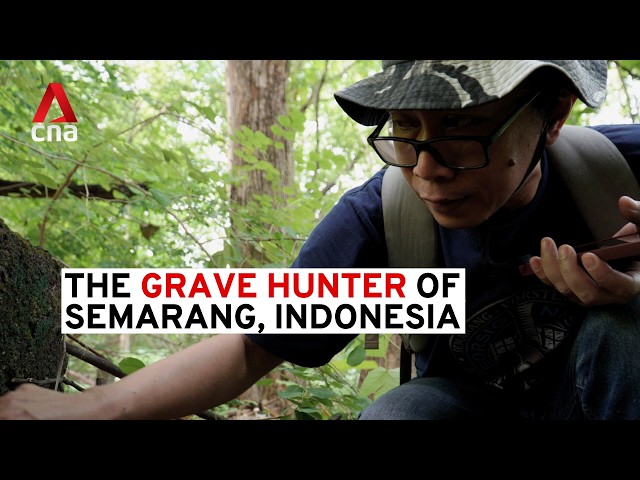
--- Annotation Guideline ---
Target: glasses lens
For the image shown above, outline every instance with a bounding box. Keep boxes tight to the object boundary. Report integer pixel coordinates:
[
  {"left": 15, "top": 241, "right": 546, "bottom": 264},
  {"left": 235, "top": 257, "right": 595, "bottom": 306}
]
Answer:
[
  {"left": 372, "top": 138, "right": 487, "bottom": 168},
  {"left": 372, "top": 138, "right": 416, "bottom": 166}
]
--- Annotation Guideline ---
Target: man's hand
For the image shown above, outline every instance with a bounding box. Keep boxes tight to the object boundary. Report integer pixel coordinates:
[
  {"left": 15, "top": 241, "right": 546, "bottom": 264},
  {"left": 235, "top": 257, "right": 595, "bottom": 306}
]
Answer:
[
  {"left": 0, "top": 383, "right": 107, "bottom": 420},
  {"left": 528, "top": 196, "right": 640, "bottom": 306}
]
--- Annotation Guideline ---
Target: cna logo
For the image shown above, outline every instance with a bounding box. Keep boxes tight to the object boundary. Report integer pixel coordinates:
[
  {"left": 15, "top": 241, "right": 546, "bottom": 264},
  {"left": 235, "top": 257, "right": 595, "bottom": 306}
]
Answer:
[{"left": 31, "top": 83, "right": 78, "bottom": 142}]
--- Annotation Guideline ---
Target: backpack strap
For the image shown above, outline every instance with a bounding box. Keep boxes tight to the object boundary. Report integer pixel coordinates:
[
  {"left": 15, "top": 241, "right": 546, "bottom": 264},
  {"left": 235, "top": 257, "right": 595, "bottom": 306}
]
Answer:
[
  {"left": 546, "top": 125, "right": 640, "bottom": 239},
  {"left": 381, "top": 165, "right": 438, "bottom": 267},
  {"left": 379, "top": 165, "right": 437, "bottom": 362}
]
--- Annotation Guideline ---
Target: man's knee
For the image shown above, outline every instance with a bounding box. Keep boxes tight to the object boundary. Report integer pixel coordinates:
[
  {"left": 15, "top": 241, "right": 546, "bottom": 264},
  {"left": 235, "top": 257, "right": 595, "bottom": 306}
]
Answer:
[
  {"left": 359, "top": 377, "right": 510, "bottom": 420},
  {"left": 577, "top": 297, "right": 640, "bottom": 355}
]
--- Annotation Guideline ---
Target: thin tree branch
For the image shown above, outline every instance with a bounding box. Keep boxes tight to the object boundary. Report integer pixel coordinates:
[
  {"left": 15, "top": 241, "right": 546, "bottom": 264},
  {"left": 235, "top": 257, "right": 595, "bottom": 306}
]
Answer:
[
  {"left": 40, "top": 159, "right": 83, "bottom": 246},
  {"left": 65, "top": 341, "right": 126, "bottom": 378}
]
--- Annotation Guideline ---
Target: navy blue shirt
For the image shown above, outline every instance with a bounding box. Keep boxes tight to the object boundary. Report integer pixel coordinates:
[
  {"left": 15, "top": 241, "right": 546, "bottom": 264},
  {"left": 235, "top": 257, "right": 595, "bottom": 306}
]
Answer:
[{"left": 246, "top": 124, "right": 640, "bottom": 391}]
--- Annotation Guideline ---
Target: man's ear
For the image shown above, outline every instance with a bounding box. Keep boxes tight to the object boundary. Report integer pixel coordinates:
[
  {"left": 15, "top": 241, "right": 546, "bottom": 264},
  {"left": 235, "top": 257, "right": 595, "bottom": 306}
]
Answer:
[{"left": 545, "top": 90, "right": 578, "bottom": 145}]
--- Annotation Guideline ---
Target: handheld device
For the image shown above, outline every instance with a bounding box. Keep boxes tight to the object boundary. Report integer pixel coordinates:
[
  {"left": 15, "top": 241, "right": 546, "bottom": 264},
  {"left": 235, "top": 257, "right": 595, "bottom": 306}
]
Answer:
[{"left": 519, "top": 233, "right": 640, "bottom": 276}]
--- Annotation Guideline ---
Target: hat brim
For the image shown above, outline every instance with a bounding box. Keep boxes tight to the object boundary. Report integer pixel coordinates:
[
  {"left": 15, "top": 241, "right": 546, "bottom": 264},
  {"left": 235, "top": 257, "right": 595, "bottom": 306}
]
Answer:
[{"left": 335, "top": 60, "right": 608, "bottom": 126}]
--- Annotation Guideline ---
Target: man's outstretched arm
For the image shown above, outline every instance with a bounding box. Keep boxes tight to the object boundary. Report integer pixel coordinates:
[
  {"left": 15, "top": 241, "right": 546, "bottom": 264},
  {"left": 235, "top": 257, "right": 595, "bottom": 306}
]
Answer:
[{"left": 0, "top": 333, "right": 283, "bottom": 420}]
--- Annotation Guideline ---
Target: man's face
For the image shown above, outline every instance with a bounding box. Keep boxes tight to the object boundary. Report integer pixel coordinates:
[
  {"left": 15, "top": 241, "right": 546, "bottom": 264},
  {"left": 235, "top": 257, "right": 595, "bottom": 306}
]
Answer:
[{"left": 398, "top": 87, "right": 546, "bottom": 229}]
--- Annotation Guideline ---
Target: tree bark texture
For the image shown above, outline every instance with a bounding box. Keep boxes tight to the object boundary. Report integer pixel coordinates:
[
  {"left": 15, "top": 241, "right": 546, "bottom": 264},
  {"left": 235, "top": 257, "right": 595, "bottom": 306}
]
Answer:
[
  {"left": 0, "top": 217, "right": 66, "bottom": 395},
  {"left": 225, "top": 60, "right": 292, "bottom": 203}
]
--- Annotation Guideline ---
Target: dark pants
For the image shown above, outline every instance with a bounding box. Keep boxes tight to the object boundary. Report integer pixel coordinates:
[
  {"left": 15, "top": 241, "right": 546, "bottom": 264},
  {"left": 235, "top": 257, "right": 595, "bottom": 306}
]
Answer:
[{"left": 358, "top": 298, "right": 640, "bottom": 420}]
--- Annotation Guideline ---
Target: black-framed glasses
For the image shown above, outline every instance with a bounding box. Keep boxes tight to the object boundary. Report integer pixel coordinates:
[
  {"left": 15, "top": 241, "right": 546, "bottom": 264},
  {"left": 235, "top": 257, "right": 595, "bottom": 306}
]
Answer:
[{"left": 367, "top": 90, "right": 541, "bottom": 170}]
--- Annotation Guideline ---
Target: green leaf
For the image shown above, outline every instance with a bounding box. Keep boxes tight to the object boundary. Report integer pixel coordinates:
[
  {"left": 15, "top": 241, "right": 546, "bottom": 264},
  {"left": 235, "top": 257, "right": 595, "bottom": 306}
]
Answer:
[
  {"left": 331, "top": 358, "right": 378, "bottom": 372},
  {"left": 277, "top": 115, "right": 291, "bottom": 128},
  {"left": 307, "top": 387, "right": 335, "bottom": 399},
  {"left": 289, "top": 110, "right": 305, "bottom": 130},
  {"left": 255, "top": 377, "right": 274, "bottom": 386},
  {"left": 150, "top": 188, "right": 172, "bottom": 207},
  {"left": 189, "top": 102, "right": 218, "bottom": 123},
  {"left": 21, "top": 159, "right": 45, "bottom": 169},
  {"left": 359, "top": 366, "right": 399, "bottom": 399},
  {"left": 31, "top": 171, "right": 58, "bottom": 189},
  {"left": 294, "top": 410, "right": 318, "bottom": 420},
  {"left": 277, "top": 384, "right": 305, "bottom": 399},
  {"left": 162, "top": 149, "right": 175, "bottom": 162},
  {"left": 346, "top": 343, "right": 365, "bottom": 366},
  {"left": 188, "top": 168, "right": 210, "bottom": 183},
  {"left": 119, "top": 357, "right": 146, "bottom": 375},
  {"left": 270, "top": 124, "right": 285, "bottom": 137},
  {"left": 253, "top": 131, "right": 273, "bottom": 147},
  {"left": 111, "top": 188, "right": 129, "bottom": 200}
]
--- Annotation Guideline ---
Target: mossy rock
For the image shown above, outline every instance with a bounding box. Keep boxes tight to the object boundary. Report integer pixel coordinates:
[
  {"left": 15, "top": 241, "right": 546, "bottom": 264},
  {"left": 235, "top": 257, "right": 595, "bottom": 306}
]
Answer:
[{"left": 0, "top": 217, "right": 66, "bottom": 395}]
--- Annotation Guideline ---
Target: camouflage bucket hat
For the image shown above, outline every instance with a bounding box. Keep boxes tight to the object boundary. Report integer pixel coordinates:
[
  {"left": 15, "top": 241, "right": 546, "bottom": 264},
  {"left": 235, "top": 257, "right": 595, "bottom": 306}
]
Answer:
[{"left": 334, "top": 60, "right": 608, "bottom": 126}]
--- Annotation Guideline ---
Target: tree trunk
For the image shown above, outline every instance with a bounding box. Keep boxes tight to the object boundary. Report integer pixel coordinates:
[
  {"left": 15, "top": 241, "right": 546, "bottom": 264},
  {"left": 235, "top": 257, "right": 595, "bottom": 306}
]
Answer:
[
  {"left": 225, "top": 60, "right": 292, "bottom": 267},
  {"left": 226, "top": 60, "right": 292, "bottom": 202},
  {"left": 0, "top": 217, "right": 67, "bottom": 395}
]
